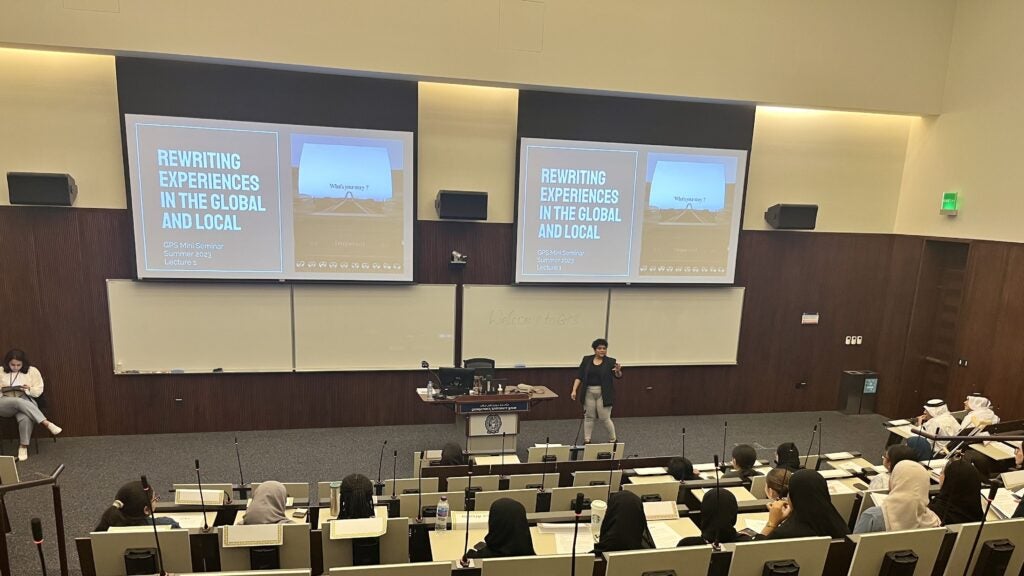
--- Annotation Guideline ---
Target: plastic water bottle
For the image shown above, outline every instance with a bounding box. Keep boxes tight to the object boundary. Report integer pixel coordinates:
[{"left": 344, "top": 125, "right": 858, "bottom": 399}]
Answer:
[{"left": 435, "top": 496, "right": 449, "bottom": 531}]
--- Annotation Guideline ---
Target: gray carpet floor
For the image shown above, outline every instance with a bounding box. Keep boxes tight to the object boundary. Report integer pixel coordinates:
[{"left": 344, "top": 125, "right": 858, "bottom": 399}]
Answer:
[{"left": 3, "top": 410, "right": 889, "bottom": 575}]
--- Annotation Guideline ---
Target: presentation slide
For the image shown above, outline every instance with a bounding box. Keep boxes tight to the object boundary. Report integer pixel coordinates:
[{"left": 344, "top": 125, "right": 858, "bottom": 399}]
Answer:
[
  {"left": 124, "top": 115, "right": 414, "bottom": 281},
  {"left": 516, "top": 138, "right": 747, "bottom": 284}
]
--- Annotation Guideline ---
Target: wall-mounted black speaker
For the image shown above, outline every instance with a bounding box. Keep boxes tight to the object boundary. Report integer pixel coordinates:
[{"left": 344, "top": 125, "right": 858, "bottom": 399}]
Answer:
[
  {"left": 765, "top": 203, "right": 817, "bottom": 230},
  {"left": 7, "top": 172, "right": 78, "bottom": 206},
  {"left": 435, "top": 190, "right": 487, "bottom": 220}
]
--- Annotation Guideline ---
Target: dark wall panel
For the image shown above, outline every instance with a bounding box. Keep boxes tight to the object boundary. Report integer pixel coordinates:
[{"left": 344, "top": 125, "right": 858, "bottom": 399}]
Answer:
[{"left": 7, "top": 205, "right": 1023, "bottom": 436}]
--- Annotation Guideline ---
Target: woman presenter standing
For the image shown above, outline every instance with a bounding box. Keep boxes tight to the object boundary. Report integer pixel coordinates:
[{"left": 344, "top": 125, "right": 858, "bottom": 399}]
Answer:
[{"left": 570, "top": 338, "right": 622, "bottom": 443}]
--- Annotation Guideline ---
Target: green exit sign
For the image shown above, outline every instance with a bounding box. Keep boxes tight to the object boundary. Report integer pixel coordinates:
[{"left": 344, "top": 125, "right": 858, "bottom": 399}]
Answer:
[{"left": 940, "top": 191, "right": 960, "bottom": 215}]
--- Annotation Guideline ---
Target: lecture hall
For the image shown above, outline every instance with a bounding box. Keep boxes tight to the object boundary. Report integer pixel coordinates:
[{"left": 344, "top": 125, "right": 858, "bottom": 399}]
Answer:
[{"left": 1, "top": 2, "right": 1023, "bottom": 576}]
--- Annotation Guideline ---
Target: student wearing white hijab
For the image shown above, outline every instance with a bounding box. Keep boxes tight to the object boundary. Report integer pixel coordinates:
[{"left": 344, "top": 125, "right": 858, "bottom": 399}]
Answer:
[
  {"left": 958, "top": 394, "right": 1000, "bottom": 432},
  {"left": 854, "top": 460, "right": 940, "bottom": 533},
  {"left": 243, "top": 481, "right": 293, "bottom": 525},
  {"left": 917, "top": 399, "right": 960, "bottom": 448}
]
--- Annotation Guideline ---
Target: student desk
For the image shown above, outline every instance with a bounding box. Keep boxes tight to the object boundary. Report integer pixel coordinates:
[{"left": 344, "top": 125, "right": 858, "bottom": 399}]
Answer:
[{"left": 429, "top": 519, "right": 701, "bottom": 561}]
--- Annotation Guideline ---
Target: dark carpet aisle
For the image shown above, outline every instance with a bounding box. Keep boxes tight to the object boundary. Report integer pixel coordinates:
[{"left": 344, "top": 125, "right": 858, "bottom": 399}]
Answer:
[{"left": 3, "top": 410, "right": 889, "bottom": 575}]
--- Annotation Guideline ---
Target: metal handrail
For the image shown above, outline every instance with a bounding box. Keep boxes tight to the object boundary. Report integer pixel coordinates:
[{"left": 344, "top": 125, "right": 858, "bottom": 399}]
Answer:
[
  {"left": 0, "top": 464, "right": 64, "bottom": 494},
  {"left": 0, "top": 463, "right": 68, "bottom": 576}
]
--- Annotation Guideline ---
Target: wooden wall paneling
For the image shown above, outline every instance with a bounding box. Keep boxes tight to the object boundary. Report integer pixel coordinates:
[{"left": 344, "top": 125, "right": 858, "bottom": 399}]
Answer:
[
  {"left": 415, "top": 221, "right": 514, "bottom": 285},
  {"left": 950, "top": 241, "right": 1009, "bottom": 406},
  {"left": 79, "top": 209, "right": 135, "bottom": 435},
  {"left": 0, "top": 210, "right": 45, "bottom": 359},
  {"left": 26, "top": 209, "right": 101, "bottom": 436},
  {"left": 872, "top": 236, "right": 924, "bottom": 417},
  {"left": 979, "top": 246, "right": 1024, "bottom": 420}
]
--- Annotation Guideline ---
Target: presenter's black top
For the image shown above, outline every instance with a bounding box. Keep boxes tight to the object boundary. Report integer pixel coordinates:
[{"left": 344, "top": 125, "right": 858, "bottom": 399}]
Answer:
[{"left": 577, "top": 354, "right": 621, "bottom": 407}]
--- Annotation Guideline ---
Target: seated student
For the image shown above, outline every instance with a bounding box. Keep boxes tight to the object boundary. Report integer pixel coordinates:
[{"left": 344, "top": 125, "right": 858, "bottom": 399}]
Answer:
[
  {"left": 667, "top": 457, "right": 701, "bottom": 481},
  {"left": 678, "top": 488, "right": 750, "bottom": 547},
  {"left": 593, "top": 491, "right": 655, "bottom": 553},
  {"left": 917, "top": 399, "right": 961, "bottom": 447},
  {"left": 757, "top": 469, "right": 848, "bottom": 540},
  {"left": 439, "top": 442, "right": 466, "bottom": 466},
  {"left": 855, "top": 460, "right": 940, "bottom": 533},
  {"left": 774, "top": 443, "right": 801, "bottom": 472},
  {"left": 723, "top": 445, "right": 761, "bottom": 480},
  {"left": 95, "top": 480, "right": 181, "bottom": 531},
  {"left": 906, "top": 436, "right": 934, "bottom": 461},
  {"left": 928, "top": 459, "right": 983, "bottom": 525},
  {"left": 765, "top": 468, "right": 792, "bottom": 500},
  {"left": 243, "top": 481, "right": 293, "bottom": 525},
  {"left": 465, "top": 498, "right": 535, "bottom": 559},
  {"left": 958, "top": 394, "right": 1000, "bottom": 432},
  {"left": 868, "top": 443, "right": 918, "bottom": 490},
  {"left": 339, "top": 473, "right": 376, "bottom": 519}
]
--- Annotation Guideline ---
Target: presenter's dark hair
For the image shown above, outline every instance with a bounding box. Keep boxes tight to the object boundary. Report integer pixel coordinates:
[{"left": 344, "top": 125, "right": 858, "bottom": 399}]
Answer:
[
  {"left": 591, "top": 338, "right": 609, "bottom": 349},
  {"left": 339, "top": 473, "right": 375, "bottom": 519},
  {"left": 2, "top": 349, "right": 29, "bottom": 373},
  {"left": 732, "top": 444, "right": 757, "bottom": 470},
  {"left": 95, "top": 480, "right": 151, "bottom": 531}
]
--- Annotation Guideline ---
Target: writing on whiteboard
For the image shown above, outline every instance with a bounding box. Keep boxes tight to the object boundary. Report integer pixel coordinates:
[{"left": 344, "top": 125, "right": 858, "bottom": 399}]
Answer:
[{"left": 488, "top": 309, "right": 582, "bottom": 327}]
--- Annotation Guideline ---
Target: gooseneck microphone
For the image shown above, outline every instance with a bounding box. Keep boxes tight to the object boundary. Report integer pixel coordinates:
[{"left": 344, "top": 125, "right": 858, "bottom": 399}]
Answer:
[
  {"left": 712, "top": 455, "right": 722, "bottom": 550},
  {"left": 459, "top": 463, "right": 474, "bottom": 567},
  {"left": 815, "top": 417, "right": 824, "bottom": 471},
  {"left": 375, "top": 440, "right": 388, "bottom": 496},
  {"left": 500, "top": 432, "right": 507, "bottom": 474},
  {"left": 390, "top": 449, "right": 398, "bottom": 500},
  {"left": 571, "top": 492, "right": 585, "bottom": 576},
  {"left": 606, "top": 441, "right": 619, "bottom": 502},
  {"left": 140, "top": 475, "right": 167, "bottom": 576},
  {"left": 804, "top": 423, "right": 818, "bottom": 470},
  {"left": 573, "top": 405, "right": 586, "bottom": 450},
  {"left": 234, "top": 436, "right": 246, "bottom": 490},
  {"left": 31, "top": 517, "right": 46, "bottom": 576},
  {"left": 682, "top": 427, "right": 686, "bottom": 461},
  {"left": 194, "top": 459, "right": 210, "bottom": 532},
  {"left": 416, "top": 451, "right": 425, "bottom": 523},
  {"left": 719, "top": 421, "right": 729, "bottom": 472},
  {"left": 540, "top": 436, "right": 551, "bottom": 492}
]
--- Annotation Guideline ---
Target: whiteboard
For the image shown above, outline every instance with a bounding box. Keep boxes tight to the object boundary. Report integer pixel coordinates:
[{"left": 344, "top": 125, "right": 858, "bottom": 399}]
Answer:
[
  {"left": 462, "top": 285, "right": 609, "bottom": 368},
  {"left": 107, "top": 280, "right": 293, "bottom": 373},
  {"left": 607, "top": 287, "right": 745, "bottom": 365},
  {"left": 293, "top": 284, "right": 456, "bottom": 371}
]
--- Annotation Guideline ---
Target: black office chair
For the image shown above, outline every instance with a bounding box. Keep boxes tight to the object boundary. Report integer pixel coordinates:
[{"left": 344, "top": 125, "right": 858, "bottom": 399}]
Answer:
[
  {"left": 463, "top": 358, "right": 496, "bottom": 379},
  {"left": 0, "top": 391, "right": 54, "bottom": 456}
]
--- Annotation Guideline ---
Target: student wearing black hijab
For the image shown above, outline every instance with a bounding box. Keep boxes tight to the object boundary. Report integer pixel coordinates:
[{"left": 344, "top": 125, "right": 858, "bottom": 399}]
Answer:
[
  {"left": 465, "top": 498, "right": 536, "bottom": 559},
  {"left": 928, "top": 459, "right": 984, "bottom": 525},
  {"left": 667, "top": 457, "right": 701, "bottom": 481},
  {"left": 775, "top": 443, "right": 801, "bottom": 472},
  {"left": 440, "top": 442, "right": 466, "bottom": 466},
  {"left": 678, "top": 488, "right": 749, "bottom": 547},
  {"left": 594, "top": 491, "right": 655, "bottom": 553},
  {"left": 758, "top": 469, "right": 848, "bottom": 540}
]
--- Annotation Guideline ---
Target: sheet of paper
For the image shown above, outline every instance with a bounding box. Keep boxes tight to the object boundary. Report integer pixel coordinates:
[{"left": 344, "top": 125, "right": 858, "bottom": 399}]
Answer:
[
  {"left": 634, "top": 467, "right": 669, "bottom": 476},
  {"left": 827, "top": 480, "right": 856, "bottom": 494},
  {"left": 819, "top": 469, "right": 852, "bottom": 479},
  {"left": 833, "top": 461, "right": 864, "bottom": 471},
  {"left": 989, "top": 489, "right": 1020, "bottom": 520},
  {"left": 416, "top": 388, "right": 428, "bottom": 395},
  {"left": 450, "top": 511, "right": 489, "bottom": 530},
  {"left": 643, "top": 501, "right": 679, "bottom": 521},
  {"left": 535, "top": 443, "right": 564, "bottom": 447},
  {"left": 693, "top": 462, "right": 719, "bottom": 472},
  {"left": 889, "top": 425, "right": 914, "bottom": 438},
  {"left": 982, "top": 442, "right": 1018, "bottom": 459},
  {"left": 554, "top": 532, "right": 596, "bottom": 554},
  {"left": 537, "top": 523, "right": 579, "bottom": 534},
  {"left": 887, "top": 419, "right": 912, "bottom": 426},
  {"left": 744, "top": 519, "right": 767, "bottom": 533},
  {"left": 647, "top": 522, "right": 682, "bottom": 549},
  {"left": 825, "top": 452, "right": 855, "bottom": 460}
]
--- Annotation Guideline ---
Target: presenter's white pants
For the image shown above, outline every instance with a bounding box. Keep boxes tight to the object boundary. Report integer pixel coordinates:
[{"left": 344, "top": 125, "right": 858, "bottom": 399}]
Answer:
[
  {"left": 0, "top": 397, "right": 46, "bottom": 445},
  {"left": 584, "top": 385, "right": 616, "bottom": 442}
]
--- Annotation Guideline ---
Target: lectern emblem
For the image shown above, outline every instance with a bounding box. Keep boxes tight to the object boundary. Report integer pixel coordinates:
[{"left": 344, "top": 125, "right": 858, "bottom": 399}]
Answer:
[{"left": 484, "top": 414, "right": 502, "bottom": 434}]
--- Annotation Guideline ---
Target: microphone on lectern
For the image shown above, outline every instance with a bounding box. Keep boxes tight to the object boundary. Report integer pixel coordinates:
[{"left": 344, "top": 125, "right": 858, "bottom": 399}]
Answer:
[
  {"left": 720, "top": 421, "right": 729, "bottom": 472},
  {"left": 390, "top": 449, "right": 398, "bottom": 500},
  {"left": 804, "top": 423, "right": 818, "bottom": 470},
  {"left": 814, "top": 417, "right": 824, "bottom": 471}
]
